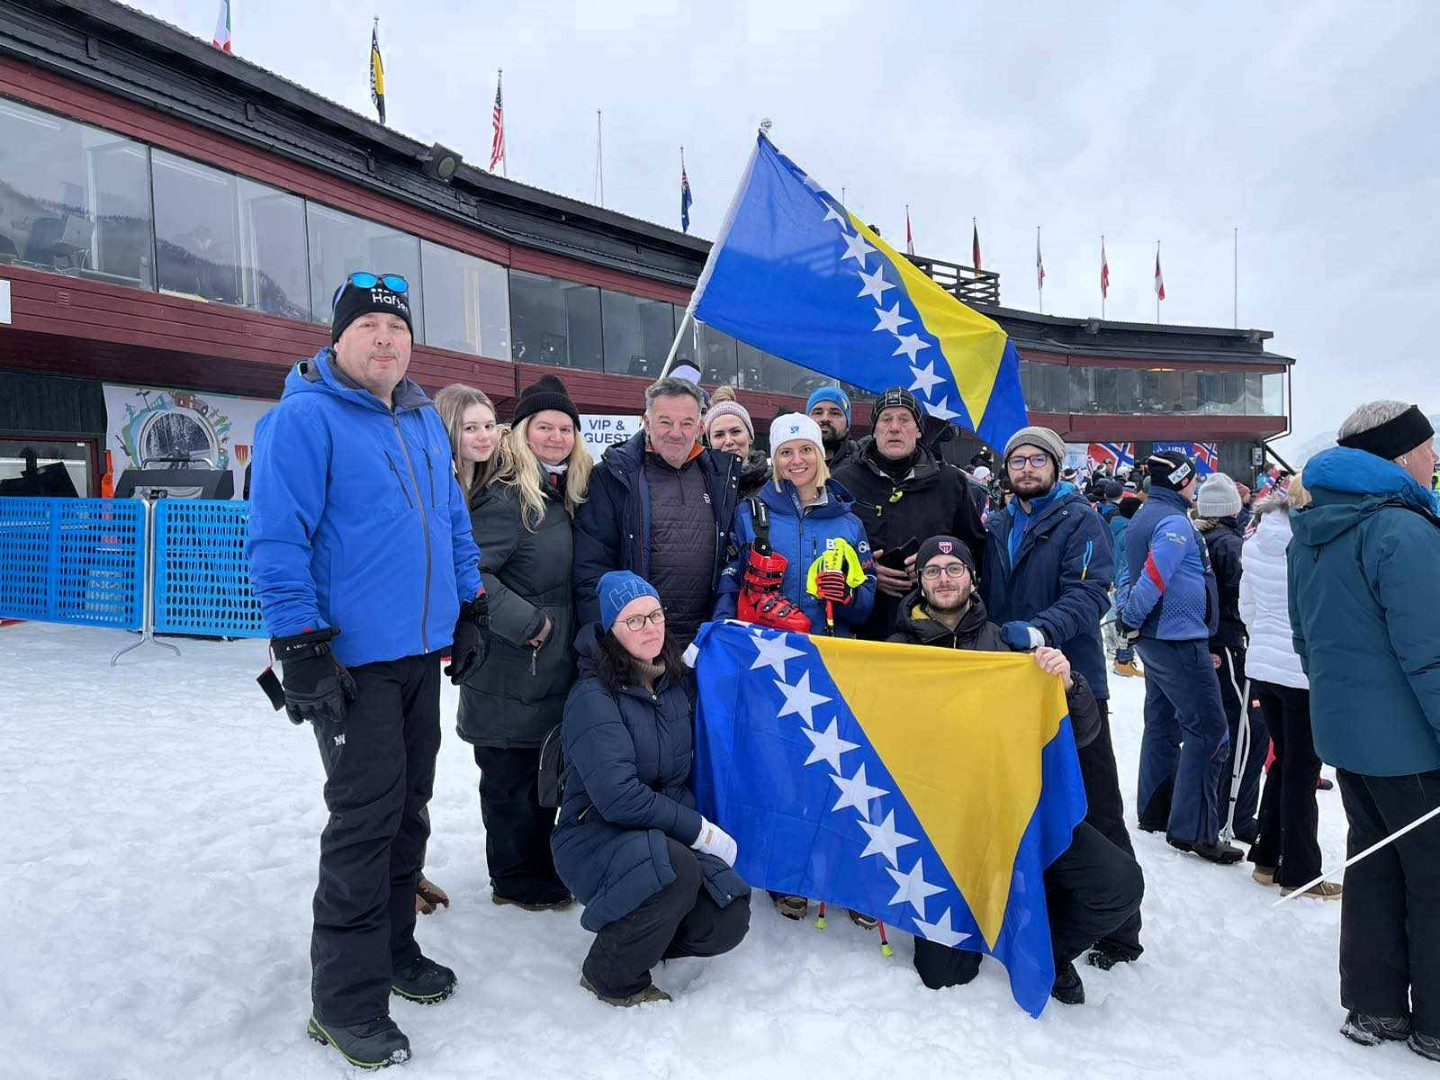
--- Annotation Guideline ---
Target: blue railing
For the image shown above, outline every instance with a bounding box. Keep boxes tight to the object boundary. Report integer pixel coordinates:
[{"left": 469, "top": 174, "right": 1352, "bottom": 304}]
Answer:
[{"left": 153, "top": 500, "right": 266, "bottom": 638}]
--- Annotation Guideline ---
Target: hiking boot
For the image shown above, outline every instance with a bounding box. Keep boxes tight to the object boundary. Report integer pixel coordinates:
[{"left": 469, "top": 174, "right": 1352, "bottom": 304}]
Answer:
[
  {"left": 773, "top": 893, "right": 809, "bottom": 920},
  {"left": 579, "top": 974, "right": 672, "bottom": 1007},
  {"left": 491, "top": 892, "right": 574, "bottom": 912},
  {"left": 1410, "top": 1032, "right": 1440, "bottom": 1062},
  {"left": 1050, "top": 961, "right": 1085, "bottom": 1005},
  {"left": 1251, "top": 865, "right": 1277, "bottom": 887},
  {"left": 306, "top": 1015, "right": 411, "bottom": 1069},
  {"left": 1085, "top": 945, "right": 1136, "bottom": 971},
  {"left": 391, "top": 955, "right": 456, "bottom": 1005},
  {"left": 1167, "top": 837, "right": 1244, "bottom": 864},
  {"left": 1340, "top": 1010, "right": 1411, "bottom": 1046},
  {"left": 848, "top": 910, "right": 878, "bottom": 930},
  {"left": 1112, "top": 658, "right": 1143, "bottom": 678},
  {"left": 1281, "top": 880, "right": 1343, "bottom": 901}
]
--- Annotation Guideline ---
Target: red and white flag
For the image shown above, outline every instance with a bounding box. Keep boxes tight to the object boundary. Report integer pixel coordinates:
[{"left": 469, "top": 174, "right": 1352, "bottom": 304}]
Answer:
[
  {"left": 1154, "top": 249, "right": 1166, "bottom": 301},
  {"left": 971, "top": 219, "right": 983, "bottom": 271},
  {"left": 211, "top": 0, "right": 231, "bottom": 53},
  {"left": 1036, "top": 229, "right": 1045, "bottom": 291},
  {"left": 489, "top": 71, "right": 506, "bottom": 173},
  {"left": 905, "top": 206, "right": 915, "bottom": 256},
  {"left": 1100, "top": 237, "right": 1110, "bottom": 299}
]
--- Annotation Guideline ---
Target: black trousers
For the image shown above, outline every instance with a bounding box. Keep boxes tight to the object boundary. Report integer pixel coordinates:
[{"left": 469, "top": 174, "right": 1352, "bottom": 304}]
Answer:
[
  {"left": 583, "top": 839, "right": 751, "bottom": 999},
  {"left": 310, "top": 652, "right": 442, "bottom": 1025},
  {"left": 1077, "top": 701, "right": 1144, "bottom": 960},
  {"left": 913, "top": 822, "right": 1145, "bottom": 990},
  {"left": 473, "top": 745, "right": 568, "bottom": 905},
  {"left": 1213, "top": 646, "right": 1265, "bottom": 841},
  {"left": 1248, "top": 681, "right": 1322, "bottom": 887},
  {"left": 1337, "top": 768, "right": 1440, "bottom": 1036}
]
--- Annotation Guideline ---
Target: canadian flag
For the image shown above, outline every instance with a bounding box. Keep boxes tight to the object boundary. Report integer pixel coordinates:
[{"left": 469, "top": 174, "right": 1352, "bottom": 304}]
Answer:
[
  {"left": 211, "top": 0, "right": 231, "bottom": 53},
  {"left": 1154, "top": 250, "right": 1166, "bottom": 301}
]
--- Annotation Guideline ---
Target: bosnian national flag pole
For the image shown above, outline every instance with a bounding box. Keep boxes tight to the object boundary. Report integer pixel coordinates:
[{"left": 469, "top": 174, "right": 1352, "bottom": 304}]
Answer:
[{"left": 665, "top": 129, "right": 1028, "bottom": 451}]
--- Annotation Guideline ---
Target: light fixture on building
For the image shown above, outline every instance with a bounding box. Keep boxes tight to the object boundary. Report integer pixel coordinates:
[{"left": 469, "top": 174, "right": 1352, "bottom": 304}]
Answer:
[{"left": 420, "top": 142, "right": 462, "bottom": 183}]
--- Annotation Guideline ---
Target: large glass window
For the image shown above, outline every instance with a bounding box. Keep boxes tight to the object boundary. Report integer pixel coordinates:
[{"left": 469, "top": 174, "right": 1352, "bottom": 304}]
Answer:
[
  {"left": 509, "top": 270, "right": 602, "bottom": 370},
  {"left": 420, "top": 241, "right": 510, "bottom": 358},
  {"left": 0, "top": 97, "right": 153, "bottom": 288},
  {"left": 306, "top": 203, "right": 424, "bottom": 339},
  {"left": 697, "top": 324, "right": 738, "bottom": 387},
  {"left": 601, "top": 290, "right": 675, "bottom": 378}
]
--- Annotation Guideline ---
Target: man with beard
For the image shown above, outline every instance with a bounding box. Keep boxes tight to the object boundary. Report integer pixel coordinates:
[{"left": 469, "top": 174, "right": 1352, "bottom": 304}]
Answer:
[
  {"left": 832, "top": 387, "right": 987, "bottom": 640},
  {"left": 806, "top": 386, "right": 859, "bottom": 470},
  {"left": 889, "top": 536, "right": 1144, "bottom": 1005}
]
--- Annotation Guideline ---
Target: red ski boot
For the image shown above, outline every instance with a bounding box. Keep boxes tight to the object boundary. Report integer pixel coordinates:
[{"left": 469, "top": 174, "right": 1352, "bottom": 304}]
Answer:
[{"left": 737, "top": 548, "right": 812, "bottom": 633}]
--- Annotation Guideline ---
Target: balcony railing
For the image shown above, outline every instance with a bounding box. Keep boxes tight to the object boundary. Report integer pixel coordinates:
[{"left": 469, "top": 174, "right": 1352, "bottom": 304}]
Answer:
[{"left": 905, "top": 255, "right": 1000, "bottom": 306}]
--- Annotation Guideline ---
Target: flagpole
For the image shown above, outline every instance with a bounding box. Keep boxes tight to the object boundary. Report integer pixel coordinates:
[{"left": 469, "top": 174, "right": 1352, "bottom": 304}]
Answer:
[
  {"left": 1156, "top": 240, "right": 1161, "bottom": 324},
  {"left": 595, "top": 110, "right": 604, "bottom": 207},
  {"left": 1036, "top": 225, "right": 1043, "bottom": 315},
  {"left": 1233, "top": 226, "right": 1239, "bottom": 329},
  {"left": 1101, "top": 234, "right": 1106, "bottom": 321}
]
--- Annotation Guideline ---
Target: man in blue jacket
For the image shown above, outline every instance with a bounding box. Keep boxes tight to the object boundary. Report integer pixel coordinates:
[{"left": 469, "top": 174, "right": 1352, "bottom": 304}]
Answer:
[
  {"left": 1289, "top": 401, "right": 1440, "bottom": 1062},
  {"left": 983, "top": 426, "right": 1143, "bottom": 970},
  {"left": 247, "top": 274, "right": 485, "bottom": 1069},
  {"left": 1117, "top": 450, "right": 1238, "bottom": 864}
]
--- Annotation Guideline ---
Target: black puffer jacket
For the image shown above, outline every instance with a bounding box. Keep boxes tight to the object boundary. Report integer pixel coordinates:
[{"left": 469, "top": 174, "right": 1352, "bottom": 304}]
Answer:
[
  {"left": 735, "top": 450, "right": 771, "bottom": 501},
  {"left": 1199, "top": 517, "right": 1247, "bottom": 650},
  {"left": 457, "top": 477, "right": 576, "bottom": 749},
  {"left": 887, "top": 590, "right": 1101, "bottom": 748}
]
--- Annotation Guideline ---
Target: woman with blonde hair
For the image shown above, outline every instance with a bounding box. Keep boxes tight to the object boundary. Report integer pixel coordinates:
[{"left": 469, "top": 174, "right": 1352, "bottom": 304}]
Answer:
[{"left": 458, "top": 374, "right": 591, "bottom": 910}]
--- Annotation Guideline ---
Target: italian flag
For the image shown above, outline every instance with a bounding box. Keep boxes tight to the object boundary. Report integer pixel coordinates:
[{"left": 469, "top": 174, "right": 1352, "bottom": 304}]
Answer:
[{"left": 212, "top": 1, "right": 232, "bottom": 53}]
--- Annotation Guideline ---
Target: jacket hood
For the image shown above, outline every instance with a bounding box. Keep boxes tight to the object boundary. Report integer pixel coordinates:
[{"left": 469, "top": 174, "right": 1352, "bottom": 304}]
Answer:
[
  {"left": 892, "top": 589, "right": 991, "bottom": 642},
  {"left": 1293, "top": 446, "right": 1438, "bottom": 548},
  {"left": 1249, "top": 504, "right": 1292, "bottom": 558},
  {"left": 281, "top": 347, "right": 433, "bottom": 414}
]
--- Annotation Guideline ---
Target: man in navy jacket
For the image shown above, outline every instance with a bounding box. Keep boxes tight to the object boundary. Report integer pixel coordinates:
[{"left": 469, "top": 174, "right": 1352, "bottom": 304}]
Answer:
[{"left": 247, "top": 275, "right": 484, "bottom": 1069}]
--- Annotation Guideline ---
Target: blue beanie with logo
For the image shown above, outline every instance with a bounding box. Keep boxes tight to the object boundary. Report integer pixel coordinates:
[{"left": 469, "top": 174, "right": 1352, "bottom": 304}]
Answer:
[
  {"left": 598, "top": 570, "right": 661, "bottom": 630},
  {"left": 805, "top": 386, "right": 851, "bottom": 425}
]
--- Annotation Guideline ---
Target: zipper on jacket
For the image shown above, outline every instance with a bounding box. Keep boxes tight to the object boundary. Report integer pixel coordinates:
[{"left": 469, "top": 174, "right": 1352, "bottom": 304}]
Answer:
[
  {"left": 385, "top": 452, "right": 415, "bottom": 510},
  {"left": 392, "top": 412, "right": 434, "bottom": 654},
  {"left": 423, "top": 446, "right": 437, "bottom": 504}
]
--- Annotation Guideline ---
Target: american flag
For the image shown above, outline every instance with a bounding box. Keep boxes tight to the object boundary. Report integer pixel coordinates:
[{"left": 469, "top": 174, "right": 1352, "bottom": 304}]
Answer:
[{"left": 489, "top": 72, "right": 506, "bottom": 173}]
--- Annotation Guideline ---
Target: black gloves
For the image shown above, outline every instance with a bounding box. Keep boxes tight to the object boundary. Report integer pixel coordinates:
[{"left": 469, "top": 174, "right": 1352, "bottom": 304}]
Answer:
[
  {"left": 1116, "top": 621, "right": 1141, "bottom": 647},
  {"left": 271, "top": 627, "right": 357, "bottom": 725},
  {"left": 445, "top": 594, "right": 490, "bottom": 684}
]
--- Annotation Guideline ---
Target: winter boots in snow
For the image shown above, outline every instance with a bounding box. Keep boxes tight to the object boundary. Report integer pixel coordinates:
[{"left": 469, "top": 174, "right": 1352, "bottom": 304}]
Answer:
[
  {"left": 390, "top": 955, "right": 457, "bottom": 1005},
  {"left": 1340, "top": 1010, "right": 1411, "bottom": 1047},
  {"left": 1167, "top": 837, "right": 1245, "bottom": 865},
  {"left": 738, "top": 548, "right": 811, "bottom": 633},
  {"left": 307, "top": 1015, "right": 411, "bottom": 1069},
  {"left": 491, "top": 892, "right": 574, "bottom": 912},
  {"left": 1112, "top": 654, "right": 1142, "bottom": 678},
  {"left": 772, "top": 893, "right": 809, "bottom": 920},
  {"left": 1050, "top": 961, "right": 1085, "bottom": 1005},
  {"left": 580, "top": 973, "right": 673, "bottom": 1007},
  {"left": 1410, "top": 1031, "right": 1440, "bottom": 1062},
  {"left": 1281, "top": 880, "right": 1343, "bottom": 900}
]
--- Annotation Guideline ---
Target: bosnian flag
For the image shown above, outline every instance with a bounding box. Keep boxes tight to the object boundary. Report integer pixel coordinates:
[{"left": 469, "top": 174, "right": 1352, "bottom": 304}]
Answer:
[
  {"left": 211, "top": 0, "right": 231, "bottom": 53},
  {"left": 1154, "top": 250, "right": 1166, "bottom": 301}
]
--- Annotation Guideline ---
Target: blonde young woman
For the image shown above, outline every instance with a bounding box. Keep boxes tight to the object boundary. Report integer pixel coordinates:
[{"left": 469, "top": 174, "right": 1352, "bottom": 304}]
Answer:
[{"left": 457, "top": 375, "right": 592, "bottom": 910}]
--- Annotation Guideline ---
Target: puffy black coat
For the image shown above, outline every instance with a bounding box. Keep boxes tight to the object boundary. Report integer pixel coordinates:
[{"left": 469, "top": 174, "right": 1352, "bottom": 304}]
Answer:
[
  {"left": 735, "top": 450, "right": 771, "bottom": 501},
  {"left": 1199, "top": 517, "right": 1247, "bottom": 650},
  {"left": 832, "top": 440, "right": 987, "bottom": 640},
  {"left": 551, "top": 626, "right": 750, "bottom": 932},
  {"left": 888, "top": 591, "right": 1101, "bottom": 749},
  {"left": 457, "top": 478, "right": 576, "bottom": 749}
]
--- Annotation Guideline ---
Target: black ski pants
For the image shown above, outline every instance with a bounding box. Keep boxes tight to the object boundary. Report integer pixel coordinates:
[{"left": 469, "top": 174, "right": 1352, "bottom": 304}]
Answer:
[
  {"left": 1248, "top": 681, "right": 1322, "bottom": 887},
  {"left": 1212, "top": 645, "right": 1265, "bottom": 841},
  {"left": 583, "top": 839, "right": 751, "bottom": 999},
  {"left": 1077, "top": 700, "right": 1144, "bottom": 961},
  {"left": 473, "top": 745, "right": 569, "bottom": 905},
  {"left": 1337, "top": 768, "right": 1440, "bottom": 1037},
  {"left": 913, "top": 822, "right": 1144, "bottom": 990},
  {"left": 310, "top": 652, "right": 442, "bottom": 1026}
]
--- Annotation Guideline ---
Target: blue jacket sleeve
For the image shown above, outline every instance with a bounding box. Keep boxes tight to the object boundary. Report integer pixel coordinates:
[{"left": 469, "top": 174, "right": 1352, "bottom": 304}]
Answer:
[
  {"left": 564, "top": 684, "right": 705, "bottom": 844},
  {"left": 572, "top": 470, "right": 623, "bottom": 630},
  {"left": 245, "top": 404, "right": 331, "bottom": 637},
  {"left": 1374, "top": 514, "right": 1440, "bottom": 748},
  {"left": 1121, "top": 514, "right": 1191, "bottom": 629},
  {"left": 837, "top": 516, "right": 877, "bottom": 626},
  {"left": 1030, "top": 514, "right": 1114, "bottom": 646},
  {"left": 713, "top": 503, "right": 756, "bottom": 621}
]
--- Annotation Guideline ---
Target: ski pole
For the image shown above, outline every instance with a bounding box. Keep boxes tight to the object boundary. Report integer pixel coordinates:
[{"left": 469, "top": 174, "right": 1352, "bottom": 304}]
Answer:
[
  {"left": 1273, "top": 801, "right": 1440, "bottom": 907},
  {"left": 877, "top": 920, "right": 893, "bottom": 957},
  {"left": 815, "top": 901, "right": 827, "bottom": 929},
  {"left": 1220, "top": 655, "right": 1251, "bottom": 842}
]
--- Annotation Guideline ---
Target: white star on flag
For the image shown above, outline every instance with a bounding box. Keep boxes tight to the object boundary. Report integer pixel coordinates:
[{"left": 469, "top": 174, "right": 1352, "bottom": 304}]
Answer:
[
  {"left": 856, "top": 266, "right": 894, "bottom": 301},
  {"left": 907, "top": 359, "right": 945, "bottom": 398},
  {"left": 886, "top": 857, "right": 945, "bottom": 915},
  {"left": 750, "top": 632, "right": 804, "bottom": 677},
  {"left": 774, "top": 671, "right": 831, "bottom": 728},
  {"left": 892, "top": 333, "right": 930, "bottom": 362},
  {"left": 925, "top": 396, "right": 961, "bottom": 421},
  {"left": 873, "top": 302, "right": 909, "bottom": 334},
  {"left": 857, "top": 809, "right": 919, "bottom": 865},
  {"left": 840, "top": 230, "right": 875, "bottom": 267},
  {"left": 830, "top": 762, "right": 888, "bottom": 820},
  {"left": 822, "top": 203, "right": 847, "bottom": 225},
  {"left": 912, "top": 907, "right": 971, "bottom": 948},
  {"left": 802, "top": 718, "right": 860, "bottom": 772}
]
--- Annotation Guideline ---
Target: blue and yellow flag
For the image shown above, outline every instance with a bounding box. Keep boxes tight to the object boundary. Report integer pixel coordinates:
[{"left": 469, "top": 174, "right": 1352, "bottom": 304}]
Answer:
[
  {"left": 690, "top": 621, "right": 1087, "bottom": 1017},
  {"left": 690, "top": 134, "right": 1028, "bottom": 451}
]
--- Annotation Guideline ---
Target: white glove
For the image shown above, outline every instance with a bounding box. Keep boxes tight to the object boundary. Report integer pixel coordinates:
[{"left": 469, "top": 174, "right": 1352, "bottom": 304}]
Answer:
[{"left": 690, "top": 816, "right": 738, "bottom": 867}]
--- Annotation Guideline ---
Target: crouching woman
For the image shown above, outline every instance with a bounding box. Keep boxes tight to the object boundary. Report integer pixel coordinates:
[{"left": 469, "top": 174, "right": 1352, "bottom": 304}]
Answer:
[{"left": 552, "top": 571, "right": 751, "bottom": 1006}]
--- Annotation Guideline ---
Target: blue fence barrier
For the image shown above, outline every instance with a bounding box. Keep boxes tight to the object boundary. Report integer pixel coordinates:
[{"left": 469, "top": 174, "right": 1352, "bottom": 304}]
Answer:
[
  {"left": 153, "top": 500, "right": 266, "bottom": 639},
  {"left": 0, "top": 498, "right": 146, "bottom": 629}
]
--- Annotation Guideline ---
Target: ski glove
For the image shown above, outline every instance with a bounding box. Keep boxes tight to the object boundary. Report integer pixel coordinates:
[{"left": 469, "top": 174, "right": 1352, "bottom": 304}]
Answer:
[
  {"left": 272, "top": 627, "right": 357, "bottom": 726},
  {"left": 690, "top": 816, "right": 739, "bottom": 867},
  {"left": 1001, "top": 621, "right": 1046, "bottom": 651},
  {"left": 1115, "top": 621, "right": 1142, "bottom": 647},
  {"left": 445, "top": 594, "right": 490, "bottom": 685},
  {"left": 813, "top": 569, "right": 855, "bottom": 605}
]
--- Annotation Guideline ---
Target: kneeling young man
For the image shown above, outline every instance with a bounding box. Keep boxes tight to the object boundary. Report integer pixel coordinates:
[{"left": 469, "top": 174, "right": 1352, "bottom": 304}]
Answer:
[{"left": 888, "top": 536, "right": 1144, "bottom": 1004}]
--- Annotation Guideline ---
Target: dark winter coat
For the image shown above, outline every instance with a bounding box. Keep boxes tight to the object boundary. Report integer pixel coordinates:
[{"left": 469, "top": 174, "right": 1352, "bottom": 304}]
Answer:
[
  {"left": 826, "top": 437, "right": 862, "bottom": 473},
  {"left": 1288, "top": 446, "right": 1440, "bottom": 776},
  {"left": 457, "top": 476, "right": 576, "bottom": 749},
  {"left": 551, "top": 626, "right": 751, "bottom": 931},
  {"left": 1119, "top": 486, "right": 1219, "bottom": 642},
  {"left": 735, "top": 450, "right": 772, "bottom": 501},
  {"left": 887, "top": 591, "right": 1101, "bottom": 748},
  {"left": 1111, "top": 497, "right": 1142, "bottom": 588},
  {"left": 832, "top": 441, "right": 988, "bottom": 640},
  {"left": 1198, "top": 517, "right": 1246, "bottom": 651},
  {"left": 714, "top": 479, "right": 877, "bottom": 636},
  {"left": 572, "top": 430, "right": 740, "bottom": 639},
  {"left": 982, "top": 484, "right": 1114, "bottom": 700}
]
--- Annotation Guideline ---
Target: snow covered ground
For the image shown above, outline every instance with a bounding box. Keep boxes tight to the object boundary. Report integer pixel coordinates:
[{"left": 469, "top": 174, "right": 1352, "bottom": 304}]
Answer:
[{"left": 0, "top": 622, "right": 1423, "bottom": 1079}]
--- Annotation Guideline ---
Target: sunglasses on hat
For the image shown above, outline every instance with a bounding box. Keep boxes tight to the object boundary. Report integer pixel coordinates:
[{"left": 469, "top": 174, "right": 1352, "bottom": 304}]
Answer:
[{"left": 331, "top": 271, "right": 409, "bottom": 307}]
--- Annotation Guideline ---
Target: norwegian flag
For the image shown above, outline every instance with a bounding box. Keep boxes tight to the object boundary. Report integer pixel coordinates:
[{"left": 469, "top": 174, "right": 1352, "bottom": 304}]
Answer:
[
  {"left": 1087, "top": 442, "right": 1134, "bottom": 471},
  {"left": 1100, "top": 238, "right": 1110, "bottom": 299},
  {"left": 1154, "top": 250, "right": 1166, "bottom": 300},
  {"left": 1193, "top": 442, "right": 1220, "bottom": 473},
  {"left": 1036, "top": 229, "right": 1045, "bottom": 291},
  {"left": 489, "top": 72, "right": 506, "bottom": 173}
]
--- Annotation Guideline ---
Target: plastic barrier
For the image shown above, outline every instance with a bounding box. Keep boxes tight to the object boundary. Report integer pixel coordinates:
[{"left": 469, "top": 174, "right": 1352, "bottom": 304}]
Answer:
[
  {"left": 0, "top": 498, "right": 146, "bottom": 629},
  {"left": 153, "top": 499, "right": 266, "bottom": 639}
]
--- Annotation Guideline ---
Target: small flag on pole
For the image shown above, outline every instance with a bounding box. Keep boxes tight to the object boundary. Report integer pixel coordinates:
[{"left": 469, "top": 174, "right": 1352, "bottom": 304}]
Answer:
[
  {"left": 971, "top": 218, "right": 983, "bottom": 271},
  {"left": 369, "top": 19, "right": 385, "bottom": 125},
  {"left": 489, "top": 71, "right": 506, "bottom": 174},
  {"left": 1036, "top": 228, "right": 1045, "bottom": 291},
  {"left": 1100, "top": 237, "right": 1110, "bottom": 300},
  {"left": 211, "top": 0, "right": 232, "bottom": 53},
  {"left": 680, "top": 148, "right": 693, "bottom": 233},
  {"left": 1154, "top": 247, "right": 1166, "bottom": 301},
  {"left": 905, "top": 205, "right": 915, "bottom": 256}
]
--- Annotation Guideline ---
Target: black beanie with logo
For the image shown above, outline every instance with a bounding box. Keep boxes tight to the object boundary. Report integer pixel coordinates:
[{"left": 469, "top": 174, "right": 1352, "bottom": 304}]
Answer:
[{"left": 330, "top": 280, "right": 414, "bottom": 342}]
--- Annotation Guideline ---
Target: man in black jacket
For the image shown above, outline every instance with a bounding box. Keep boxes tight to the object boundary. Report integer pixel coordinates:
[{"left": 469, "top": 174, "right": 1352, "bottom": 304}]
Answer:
[
  {"left": 889, "top": 535, "right": 1144, "bottom": 1005},
  {"left": 807, "top": 385, "right": 860, "bottom": 470},
  {"left": 832, "top": 387, "right": 987, "bottom": 640}
]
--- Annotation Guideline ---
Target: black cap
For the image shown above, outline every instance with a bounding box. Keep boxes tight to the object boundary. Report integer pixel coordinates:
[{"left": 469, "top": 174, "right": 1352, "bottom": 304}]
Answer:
[
  {"left": 511, "top": 374, "right": 580, "bottom": 428},
  {"left": 330, "top": 280, "right": 414, "bottom": 343},
  {"left": 917, "top": 535, "right": 976, "bottom": 575},
  {"left": 1146, "top": 450, "right": 1196, "bottom": 490},
  {"left": 875, "top": 386, "right": 923, "bottom": 426}
]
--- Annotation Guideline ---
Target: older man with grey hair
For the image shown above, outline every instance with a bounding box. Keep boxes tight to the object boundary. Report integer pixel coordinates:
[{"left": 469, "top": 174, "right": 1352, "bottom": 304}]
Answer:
[
  {"left": 1289, "top": 399, "right": 1440, "bottom": 1062},
  {"left": 572, "top": 376, "right": 741, "bottom": 645}
]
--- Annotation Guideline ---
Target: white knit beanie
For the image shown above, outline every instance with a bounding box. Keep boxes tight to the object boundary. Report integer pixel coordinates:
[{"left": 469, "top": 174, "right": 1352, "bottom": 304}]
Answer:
[
  {"left": 1196, "top": 472, "right": 1243, "bottom": 518},
  {"left": 768, "top": 413, "right": 825, "bottom": 456}
]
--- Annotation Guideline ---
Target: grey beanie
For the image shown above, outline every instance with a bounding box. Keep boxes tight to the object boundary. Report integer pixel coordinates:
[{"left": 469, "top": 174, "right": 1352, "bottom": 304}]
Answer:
[
  {"left": 1196, "top": 472, "right": 1243, "bottom": 519},
  {"left": 1003, "top": 426, "right": 1067, "bottom": 468}
]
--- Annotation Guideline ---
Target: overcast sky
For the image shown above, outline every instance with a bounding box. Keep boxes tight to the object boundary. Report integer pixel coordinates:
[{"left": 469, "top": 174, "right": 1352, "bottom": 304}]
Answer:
[{"left": 131, "top": 0, "right": 1440, "bottom": 449}]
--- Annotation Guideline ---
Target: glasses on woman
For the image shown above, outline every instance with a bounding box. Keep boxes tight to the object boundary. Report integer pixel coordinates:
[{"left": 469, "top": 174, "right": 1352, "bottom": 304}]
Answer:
[
  {"left": 620, "top": 608, "right": 666, "bottom": 632},
  {"left": 1007, "top": 453, "right": 1051, "bottom": 471},
  {"left": 331, "top": 272, "right": 410, "bottom": 307},
  {"left": 921, "top": 563, "right": 969, "bottom": 581}
]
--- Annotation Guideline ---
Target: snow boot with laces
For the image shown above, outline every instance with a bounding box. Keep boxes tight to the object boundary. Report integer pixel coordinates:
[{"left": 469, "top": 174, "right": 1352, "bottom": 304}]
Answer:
[
  {"left": 1050, "top": 960, "right": 1085, "bottom": 1005},
  {"left": 1410, "top": 1031, "right": 1440, "bottom": 1062},
  {"left": 1340, "top": 1010, "right": 1411, "bottom": 1047},
  {"left": 390, "top": 955, "right": 456, "bottom": 1005},
  {"left": 737, "top": 548, "right": 811, "bottom": 633},
  {"left": 306, "top": 1015, "right": 411, "bottom": 1069},
  {"left": 579, "top": 973, "right": 672, "bottom": 1007}
]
